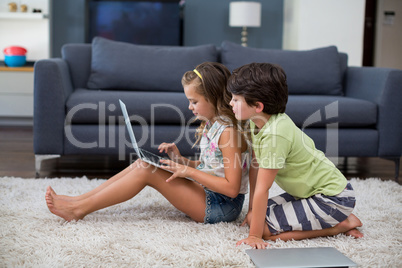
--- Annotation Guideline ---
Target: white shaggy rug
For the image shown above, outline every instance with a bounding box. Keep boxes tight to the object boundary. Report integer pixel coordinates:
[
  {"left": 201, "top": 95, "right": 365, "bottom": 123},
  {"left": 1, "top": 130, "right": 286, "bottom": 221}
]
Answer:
[{"left": 0, "top": 177, "right": 401, "bottom": 267}]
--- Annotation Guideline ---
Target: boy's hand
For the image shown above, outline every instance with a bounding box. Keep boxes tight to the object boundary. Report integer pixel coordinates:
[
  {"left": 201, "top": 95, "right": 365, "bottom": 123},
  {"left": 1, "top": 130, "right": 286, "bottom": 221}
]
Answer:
[
  {"left": 158, "top": 143, "right": 182, "bottom": 162},
  {"left": 236, "top": 236, "right": 270, "bottom": 249}
]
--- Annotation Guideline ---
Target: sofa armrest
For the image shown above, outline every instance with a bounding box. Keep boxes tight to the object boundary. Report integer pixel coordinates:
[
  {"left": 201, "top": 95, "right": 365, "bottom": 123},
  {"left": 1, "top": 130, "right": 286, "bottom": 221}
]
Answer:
[
  {"left": 33, "top": 58, "right": 74, "bottom": 154},
  {"left": 344, "top": 67, "right": 402, "bottom": 157}
]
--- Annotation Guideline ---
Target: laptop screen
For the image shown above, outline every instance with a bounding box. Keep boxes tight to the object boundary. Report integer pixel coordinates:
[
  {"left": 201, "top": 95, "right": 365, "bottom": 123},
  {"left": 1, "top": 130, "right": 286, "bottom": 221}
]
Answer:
[{"left": 119, "top": 100, "right": 142, "bottom": 158}]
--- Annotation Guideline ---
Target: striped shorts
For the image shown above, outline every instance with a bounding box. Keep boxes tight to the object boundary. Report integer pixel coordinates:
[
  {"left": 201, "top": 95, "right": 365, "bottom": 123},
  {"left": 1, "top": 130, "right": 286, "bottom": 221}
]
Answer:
[{"left": 266, "top": 183, "right": 356, "bottom": 235}]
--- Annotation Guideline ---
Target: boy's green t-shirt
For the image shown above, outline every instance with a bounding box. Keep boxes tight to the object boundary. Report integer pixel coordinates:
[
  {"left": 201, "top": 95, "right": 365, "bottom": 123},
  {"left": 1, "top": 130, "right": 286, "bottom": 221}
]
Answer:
[{"left": 250, "top": 113, "right": 347, "bottom": 198}]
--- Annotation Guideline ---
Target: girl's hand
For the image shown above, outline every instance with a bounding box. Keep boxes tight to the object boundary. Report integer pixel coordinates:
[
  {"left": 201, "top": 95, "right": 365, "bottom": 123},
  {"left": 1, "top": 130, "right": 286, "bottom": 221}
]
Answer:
[
  {"left": 158, "top": 143, "right": 182, "bottom": 162},
  {"left": 159, "top": 159, "right": 191, "bottom": 182},
  {"left": 236, "top": 236, "right": 270, "bottom": 249}
]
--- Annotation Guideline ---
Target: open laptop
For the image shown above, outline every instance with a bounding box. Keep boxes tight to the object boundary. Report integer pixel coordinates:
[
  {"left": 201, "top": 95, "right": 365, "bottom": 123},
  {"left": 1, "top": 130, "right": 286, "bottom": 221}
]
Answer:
[
  {"left": 119, "top": 99, "right": 172, "bottom": 172},
  {"left": 246, "top": 247, "right": 357, "bottom": 268}
]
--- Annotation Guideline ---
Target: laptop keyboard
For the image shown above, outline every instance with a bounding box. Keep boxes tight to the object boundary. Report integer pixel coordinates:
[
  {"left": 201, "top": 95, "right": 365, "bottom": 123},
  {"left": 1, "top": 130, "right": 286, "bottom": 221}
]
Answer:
[{"left": 141, "top": 149, "right": 164, "bottom": 165}]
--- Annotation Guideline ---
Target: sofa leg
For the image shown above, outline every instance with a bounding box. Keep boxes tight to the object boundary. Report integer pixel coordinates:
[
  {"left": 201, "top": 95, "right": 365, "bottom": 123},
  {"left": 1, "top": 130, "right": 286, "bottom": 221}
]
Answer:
[
  {"left": 381, "top": 157, "right": 400, "bottom": 182},
  {"left": 393, "top": 158, "right": 400, "bottom": 182},
  {"left": 35, "top": 154, "right": 61, "bottom": 178},
  {"left": 342, "top": 157, "right": 348, "bottom": 173}
]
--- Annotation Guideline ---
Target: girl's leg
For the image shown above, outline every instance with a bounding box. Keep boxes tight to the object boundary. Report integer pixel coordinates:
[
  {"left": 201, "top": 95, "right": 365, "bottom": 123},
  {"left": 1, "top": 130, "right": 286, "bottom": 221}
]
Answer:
[
  {"left": 46, "top": 160, "right": 207, "bottom": 222},
  {"left": 48, "top": 164, "right": 134, "bottom": 201}
]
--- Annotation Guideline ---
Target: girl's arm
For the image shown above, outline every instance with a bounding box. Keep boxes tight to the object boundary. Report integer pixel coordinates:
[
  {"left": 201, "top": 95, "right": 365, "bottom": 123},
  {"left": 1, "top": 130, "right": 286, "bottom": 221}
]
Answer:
[
  {"left": 238, "top": 168, "right": 277, "bottom": 249},
  {"left": 174, "top": 156, "right": 201, "bottom": 169},
  {"left": 158, "top": 142, "right": 201, "bottom": 168},
  {"left": 160, "top": 127, "right": 245, "bottom": 198}
]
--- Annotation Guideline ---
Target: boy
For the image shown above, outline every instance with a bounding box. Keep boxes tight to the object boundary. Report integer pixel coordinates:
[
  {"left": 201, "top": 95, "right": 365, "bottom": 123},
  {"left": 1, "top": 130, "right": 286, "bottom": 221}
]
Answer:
[{"left": 227, "top": 63, "right": 363, "bottom": 249}]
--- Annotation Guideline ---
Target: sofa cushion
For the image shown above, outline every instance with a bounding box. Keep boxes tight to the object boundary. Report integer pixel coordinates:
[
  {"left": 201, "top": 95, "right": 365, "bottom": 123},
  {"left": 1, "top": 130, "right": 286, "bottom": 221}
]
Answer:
[
  {"left": 304, "top": 129, "right": 378, "bottom": 156},
  {"left": 66, "top": 88, "right": 195, "bottom": 125},
  {"left": 87, "top": 37, "right": 218, "bottom": 92},
  {"left": 64, "top": 125, "right": 198, "bottom": 157},
  {"left": 221, "top": 41, "right": 343, "bottom": 95},
  {"left": 286, "top": 96, "right": 377, "bottom": 128},
  {"left": 62, "top": 44, "right": 92, "bottom": 89}
]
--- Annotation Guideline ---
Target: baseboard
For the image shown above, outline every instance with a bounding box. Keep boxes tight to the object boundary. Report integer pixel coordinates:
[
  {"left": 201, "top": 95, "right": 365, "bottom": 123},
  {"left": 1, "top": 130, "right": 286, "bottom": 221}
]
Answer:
[{"left": 0, "top": 117, "right": 33, "bottom": 126}]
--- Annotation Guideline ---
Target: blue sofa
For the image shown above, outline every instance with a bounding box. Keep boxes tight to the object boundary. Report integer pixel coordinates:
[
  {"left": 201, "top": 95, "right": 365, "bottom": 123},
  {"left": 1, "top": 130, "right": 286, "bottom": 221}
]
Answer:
[{"left": 33, "top": 37, "right": 402, "bottom": 179}]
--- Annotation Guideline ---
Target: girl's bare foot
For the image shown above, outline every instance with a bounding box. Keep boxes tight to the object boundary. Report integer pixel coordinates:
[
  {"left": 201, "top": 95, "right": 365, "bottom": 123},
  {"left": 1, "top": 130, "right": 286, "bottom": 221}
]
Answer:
[
  {"left": 336, "top": 214, "right": 364, "bottom": 238},
  {"left": 45, "top": 186, "right": 85, "bottom": 222},
  {"left": 47, "top": 186, "right": 79, "bottom": 202}
]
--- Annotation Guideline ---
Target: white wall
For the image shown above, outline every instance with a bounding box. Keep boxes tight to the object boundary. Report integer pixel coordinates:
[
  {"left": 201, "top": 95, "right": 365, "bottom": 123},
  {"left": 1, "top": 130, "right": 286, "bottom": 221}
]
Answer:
[
  {"left": 0, "top": 0, "right": 49, "bottom": 61},
  {"left": 0, "top": 0, "right": 48, "bottom": 13},
  {"left": 283, "top": 0, "right": 366, "bottom": 66},
  {"left": 374, "top": 0, "right": 402, "bottom": 69}
]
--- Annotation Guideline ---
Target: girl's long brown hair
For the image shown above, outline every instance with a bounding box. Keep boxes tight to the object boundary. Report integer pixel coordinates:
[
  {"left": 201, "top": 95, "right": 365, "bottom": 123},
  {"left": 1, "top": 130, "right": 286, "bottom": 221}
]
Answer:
[{"left": 181, "top": 62, "right": 240, "bottom": 146}]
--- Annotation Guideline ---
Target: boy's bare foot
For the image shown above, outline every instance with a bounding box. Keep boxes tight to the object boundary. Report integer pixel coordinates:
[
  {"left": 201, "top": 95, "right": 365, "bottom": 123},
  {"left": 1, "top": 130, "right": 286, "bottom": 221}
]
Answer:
[
  {"left": 336, "top": 214, "right": 364, "bottom": 238},
  {"left": 45, "top": 186, "right": 85, "bottom": 222},
  {"left": 345, "top": 228, "right": 364, "bottom": 238}
]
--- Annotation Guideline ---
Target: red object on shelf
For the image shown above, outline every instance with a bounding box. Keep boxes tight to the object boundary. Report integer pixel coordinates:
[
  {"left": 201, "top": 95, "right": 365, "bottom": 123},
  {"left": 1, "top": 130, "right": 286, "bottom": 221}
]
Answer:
[{"left": 3, "top": 46, "right": 27, "bottom": 56}]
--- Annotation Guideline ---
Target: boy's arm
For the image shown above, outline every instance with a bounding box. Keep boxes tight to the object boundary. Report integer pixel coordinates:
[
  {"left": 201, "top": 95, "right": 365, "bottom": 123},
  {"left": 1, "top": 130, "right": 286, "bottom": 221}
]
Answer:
[
  {"left": 247, "top": 152, "right": 258, "bottom": 211},
  {"left": 238, "top": 168, "right": 277, "bottom": 249},
  {"left": 240, "top": 153, "right": 258, "bottom": 226}
]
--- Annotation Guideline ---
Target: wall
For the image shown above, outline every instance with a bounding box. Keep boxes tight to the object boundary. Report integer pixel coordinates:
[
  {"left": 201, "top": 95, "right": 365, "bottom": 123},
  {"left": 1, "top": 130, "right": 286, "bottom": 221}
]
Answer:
[
  {"left": 0, "top": 0, "right": 49, "bottom": 61},
  {"left": 184, "top": 0, "right": 283, "bottom": 48},
  {"left": 50, "top": 0, "right": 86, "bottom": 58},
  {"left": 374, "top": 0, "right": 402, "bottom": 69},
  {"left": 283, "top": 0, "right": 366, "bottom": 66},
  {"left": 50, "top": 0, "right": 284, "bottom": 58}
]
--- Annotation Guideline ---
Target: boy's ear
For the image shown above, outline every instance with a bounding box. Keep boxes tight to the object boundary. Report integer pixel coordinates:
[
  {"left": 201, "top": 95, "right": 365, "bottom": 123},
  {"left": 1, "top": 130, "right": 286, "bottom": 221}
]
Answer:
[{"left": 255, "top": 102, "right": 264, "bottom": 113}]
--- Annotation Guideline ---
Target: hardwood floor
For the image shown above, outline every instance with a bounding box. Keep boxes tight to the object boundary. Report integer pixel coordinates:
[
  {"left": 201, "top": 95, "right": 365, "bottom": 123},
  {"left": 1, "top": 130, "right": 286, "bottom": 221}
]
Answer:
[{"left": 0, "top": 126, "right": 400, "bottom": 183}]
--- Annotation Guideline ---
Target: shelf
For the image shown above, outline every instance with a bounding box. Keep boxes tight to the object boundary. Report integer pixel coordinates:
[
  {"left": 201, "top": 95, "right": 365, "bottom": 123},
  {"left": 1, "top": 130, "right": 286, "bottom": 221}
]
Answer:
[
  {"left": 0, "top": 66, "right": 34, "bottom": 72},
  {"left": 0, "top": 12, "right": 48, "bottom": 20},
  {"left": 0, "top": 70, "right": 34, "bottom": 118}
]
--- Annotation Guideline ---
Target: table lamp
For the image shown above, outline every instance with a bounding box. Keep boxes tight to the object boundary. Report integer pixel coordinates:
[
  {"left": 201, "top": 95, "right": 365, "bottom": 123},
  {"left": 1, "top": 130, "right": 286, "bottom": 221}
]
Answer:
[{"left": 229, "top": 1, "right": 261, "bottom": 47}]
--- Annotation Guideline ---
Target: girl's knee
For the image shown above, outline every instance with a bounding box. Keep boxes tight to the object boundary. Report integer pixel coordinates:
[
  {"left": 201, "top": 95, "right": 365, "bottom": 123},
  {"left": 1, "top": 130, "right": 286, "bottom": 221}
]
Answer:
[
  {"left": 129, "top": 160, "right": 157, "bottom": 178},
  {"left": 131, "top": 159, "right": 151, "bottom": 169}
]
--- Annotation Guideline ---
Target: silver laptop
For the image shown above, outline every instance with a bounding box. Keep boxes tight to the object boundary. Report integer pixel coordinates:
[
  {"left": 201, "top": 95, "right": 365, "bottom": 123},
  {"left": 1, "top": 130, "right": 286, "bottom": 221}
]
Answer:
[
  {"left": 246, "top": 247, "right": 357, "bottom": 268},
  {"left": 119, "top": 99, "right": 171, "bottom": 172}
]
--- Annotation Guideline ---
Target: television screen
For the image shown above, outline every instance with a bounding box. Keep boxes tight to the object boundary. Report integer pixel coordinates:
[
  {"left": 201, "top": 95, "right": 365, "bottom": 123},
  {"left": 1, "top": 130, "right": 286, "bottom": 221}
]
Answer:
[{"left": 88, "top": 0, "right": 183, "bottom": 46}]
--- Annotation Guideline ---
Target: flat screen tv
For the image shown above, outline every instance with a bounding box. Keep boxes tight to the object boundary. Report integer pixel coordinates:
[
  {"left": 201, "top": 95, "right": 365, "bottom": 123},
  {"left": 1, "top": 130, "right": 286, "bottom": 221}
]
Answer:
[{"left": 87, "top": 0, "right": 183, "bottom": 46}]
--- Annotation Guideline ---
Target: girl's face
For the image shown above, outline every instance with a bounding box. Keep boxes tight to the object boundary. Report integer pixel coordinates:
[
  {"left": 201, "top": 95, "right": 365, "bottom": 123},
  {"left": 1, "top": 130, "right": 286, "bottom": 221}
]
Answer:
[
  {"left": 184, "top": 82, "right": 216, "bottom": 122},
  {"left": 230, "top": 94, "right": 256, "bottom": 121}
]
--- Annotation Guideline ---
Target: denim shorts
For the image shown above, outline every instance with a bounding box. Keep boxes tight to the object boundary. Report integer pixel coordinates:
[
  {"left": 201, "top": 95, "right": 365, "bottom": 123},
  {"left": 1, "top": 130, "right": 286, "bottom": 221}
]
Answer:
[{"left": 204, "top": 189, "right": 245, "bottom": 224}]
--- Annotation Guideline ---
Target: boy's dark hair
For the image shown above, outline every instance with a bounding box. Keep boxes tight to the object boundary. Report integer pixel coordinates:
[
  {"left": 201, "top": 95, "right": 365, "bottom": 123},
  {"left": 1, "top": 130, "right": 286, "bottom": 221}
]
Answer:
[{"left": 227, "top": 62, "right": 288, "bottom": 114}]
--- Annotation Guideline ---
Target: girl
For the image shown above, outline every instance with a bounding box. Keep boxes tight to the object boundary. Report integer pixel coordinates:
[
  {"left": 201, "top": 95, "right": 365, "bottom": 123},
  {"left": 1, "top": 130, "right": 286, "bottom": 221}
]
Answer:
[{"left": 45, "top": 62, "right": 250, "bottom": 224}]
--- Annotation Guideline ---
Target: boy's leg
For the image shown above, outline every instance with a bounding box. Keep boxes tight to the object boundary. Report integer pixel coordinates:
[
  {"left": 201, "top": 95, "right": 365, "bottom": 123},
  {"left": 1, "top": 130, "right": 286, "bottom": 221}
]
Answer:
[
  {"left": 263, "top": 213, "right": 363, "bottom": 241},
  {"left": 246, "top": 210, "right": 363, "bottom": 241},
  {"left": 261, "top": 187, "right": 363, "bottom": 241}
]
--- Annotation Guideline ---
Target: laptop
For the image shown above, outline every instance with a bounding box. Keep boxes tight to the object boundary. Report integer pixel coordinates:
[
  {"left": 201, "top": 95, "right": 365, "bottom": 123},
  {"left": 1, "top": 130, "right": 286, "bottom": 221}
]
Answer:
[
  {"left": 119, "top": 99, "right": 172, "bottom": 172},
  {"left": 246, "top": 247, "right": 357, "bottom": 268}
]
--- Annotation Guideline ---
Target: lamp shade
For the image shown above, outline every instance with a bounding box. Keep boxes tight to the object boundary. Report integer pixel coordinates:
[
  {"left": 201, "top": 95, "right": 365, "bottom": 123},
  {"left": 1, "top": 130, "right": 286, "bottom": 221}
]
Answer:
[{"left": 229, "top": 1, "right": 261, "bottom": 27}]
